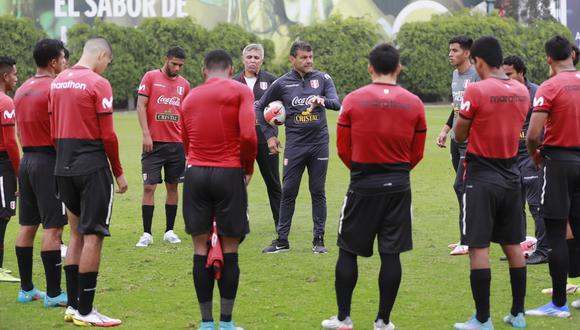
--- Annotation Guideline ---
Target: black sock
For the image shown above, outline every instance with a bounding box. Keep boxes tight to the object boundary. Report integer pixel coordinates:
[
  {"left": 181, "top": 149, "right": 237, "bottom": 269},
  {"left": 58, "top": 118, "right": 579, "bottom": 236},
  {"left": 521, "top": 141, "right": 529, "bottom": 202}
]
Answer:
[
  {"left": 377, "top": 253, "right": 402, "bottom": 324},
  {"left": 335, "top": 248, "right": 358, "bottom": 321},
  {"left": 165, "top": 204, "right": 177, "bottom": 233},
  {"left": 78, "top": 272, "right": 98, "bottom": 315},
  {"left": 41, "top": 250, "right": 62, "bottom": 297},
  {"left": 509, "top": 267, "right": 526, "bottom": 316},
  {"left": 470, "top": 268, "right": 491, "bottom": 323},
  {"left": 0, "top": 218, "right": 8, "bottom": 268},
  {"left": 567, "top": 239, "right": 580, "bottom": 278},
  {"left": 218, "top": 253, "right": 240, "bottom": 322},
  {"left": 545, "top": 218, "right": 568, "bottom": 307},
  {"left": 193, "top": 254, "right": 214, "bottom": 322},
  {"left": 142, "top": 205, "right": 154, "bottom": 234},
  {"left": 15, "top": 246, "right": 34, "bottom": 291},
  {"left": 64, "top": 265, "right": 79, "bottom": 309}
]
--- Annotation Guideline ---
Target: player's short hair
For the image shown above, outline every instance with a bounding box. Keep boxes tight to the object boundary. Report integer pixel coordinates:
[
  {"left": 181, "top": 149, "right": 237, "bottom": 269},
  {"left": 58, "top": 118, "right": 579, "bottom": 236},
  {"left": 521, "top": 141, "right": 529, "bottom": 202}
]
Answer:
[
  {"left": 204, "top": 50, "right": 233, "bottom": 71},
  {"left": 242, "top": 43, "right": 264, "bottom": 58},
  {"left": 545, "top": 35, "right": 572, "bottom": 61},
  {"left": 571, "top": 44, "right": 579, "bottom": 66},
  {"left": 503, "top": 55, "right": 527, "bottom": 76},
  {"left": 369, "top": 43, "right": 399, "bottom": 75},
  {"left": 167, "top": 46, "right": 186, "bottom": 60},
  {"left": 0, "top": 56, "right": 16, "bottom": 76},
  {"left": 33, "top": 39, "right": 65, "bottom": 68},
  {"left": 470, "top": 36, "right": 503, "bottom": 69},
  {"left": 83, "top": 37, "right": 112, "bottom": 56},
  {"left": 64, "top": 47, "right": 70, "bottom": 60},
  {"left": 449, "top": 35, "right": 473, "bottom": 50},
  {"left": 290, "top": 40, "right": 312, "bottom": 57}
]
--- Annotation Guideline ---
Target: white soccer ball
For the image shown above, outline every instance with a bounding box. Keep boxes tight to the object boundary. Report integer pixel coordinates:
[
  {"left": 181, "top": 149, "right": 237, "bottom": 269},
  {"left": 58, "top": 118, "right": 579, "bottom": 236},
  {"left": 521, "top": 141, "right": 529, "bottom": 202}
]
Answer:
[{"left": 264, "top": 100, "right": 286, "bottom": 126}]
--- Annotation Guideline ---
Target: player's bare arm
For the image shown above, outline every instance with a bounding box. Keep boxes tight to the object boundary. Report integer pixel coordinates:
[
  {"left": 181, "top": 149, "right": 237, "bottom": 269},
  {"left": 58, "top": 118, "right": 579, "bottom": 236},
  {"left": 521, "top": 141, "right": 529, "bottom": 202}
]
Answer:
[
  {"left": 526, "top": 111, "right": 548, "bottom": 167},
  {"left": 136, "top": 94, "right": 152, "bottom": 153}
]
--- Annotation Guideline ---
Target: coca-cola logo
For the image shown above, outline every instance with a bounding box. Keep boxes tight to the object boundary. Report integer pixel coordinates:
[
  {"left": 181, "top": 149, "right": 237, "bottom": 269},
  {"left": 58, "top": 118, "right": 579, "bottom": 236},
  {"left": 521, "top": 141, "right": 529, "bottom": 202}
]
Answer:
[
  {"left": 157, "top": 95, "right": 181, "bottom": 106},
  {"left": 291, "top": 95, "right": 316, "bottom": 107}
]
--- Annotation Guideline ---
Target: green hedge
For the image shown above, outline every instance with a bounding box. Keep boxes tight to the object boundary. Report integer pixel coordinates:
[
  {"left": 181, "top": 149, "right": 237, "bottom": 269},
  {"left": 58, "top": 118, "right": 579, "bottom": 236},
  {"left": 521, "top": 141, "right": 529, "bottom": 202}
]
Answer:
[{"left": 397, "top": 11, "right": 572, "bottom": 101}]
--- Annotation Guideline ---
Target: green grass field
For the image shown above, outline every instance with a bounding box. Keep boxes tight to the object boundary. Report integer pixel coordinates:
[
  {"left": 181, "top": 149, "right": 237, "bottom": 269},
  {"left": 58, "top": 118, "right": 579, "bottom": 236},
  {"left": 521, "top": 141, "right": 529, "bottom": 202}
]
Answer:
[{"left": 0, "top": 106, "right": 579, "bottom": 329}]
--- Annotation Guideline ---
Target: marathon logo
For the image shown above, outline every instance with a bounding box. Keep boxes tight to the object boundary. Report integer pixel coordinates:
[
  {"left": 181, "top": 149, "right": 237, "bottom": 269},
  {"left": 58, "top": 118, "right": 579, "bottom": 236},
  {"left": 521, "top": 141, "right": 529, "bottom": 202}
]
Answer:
[
  {"left": 51, "top": 80, "right": 87, "bottom": 90},
  {"left": 563, "top": 85, "right": 580, "bottom": 92},
  {"left": 294, "top": 113, "right": 320, "bottom": 124},
  {"left": 489, "top": 95, "right": 527, "bottom": 103},
  {"left": 362, "top": 100, "right": 411, "bottom": 110},
  {"left": 155, "top": 111, "right": 180, "bottom": 122}
]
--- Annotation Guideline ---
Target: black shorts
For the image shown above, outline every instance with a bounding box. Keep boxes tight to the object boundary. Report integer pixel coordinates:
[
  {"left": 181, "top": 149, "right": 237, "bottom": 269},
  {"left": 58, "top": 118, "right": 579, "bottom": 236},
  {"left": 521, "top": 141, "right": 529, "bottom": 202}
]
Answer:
[
  {"left": 541, "top": 159, "right": 580, "bottom": 220},
  {"left": 182, "top": 166, "right": 249, "bottom": 237},
  {"left": 0, "top": 159, "right": 16, "bottom": 219},
  {"left": 141, "top": 142, "right": 185, "bottom": 185},
  {"left": 56, "top": 167, "right": 114, "bottom": 236},
  {"left": 461, "top": 180, "right": 525, "bottom": 248},
  {"left": 19, "top": 152, "right": 67, "bottom": 228},
  {"left": 337, "top": 188, "right": 413, "bottom": 257}
]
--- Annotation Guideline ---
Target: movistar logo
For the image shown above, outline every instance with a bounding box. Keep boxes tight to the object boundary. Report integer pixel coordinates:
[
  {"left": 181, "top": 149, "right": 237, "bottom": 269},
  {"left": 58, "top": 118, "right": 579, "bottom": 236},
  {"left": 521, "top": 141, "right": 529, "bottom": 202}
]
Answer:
[
  {"left": 102, "top": 97, "right": 113, "bottom": 110},
  {"left": 460, "top": 100, "right": 471, "bottom": 111},
  {"left": 3, "top": 109, "right": 15, "bottom": 119},
  {"left": 533, "top": 96, "right": 544, "bottom": 107}
]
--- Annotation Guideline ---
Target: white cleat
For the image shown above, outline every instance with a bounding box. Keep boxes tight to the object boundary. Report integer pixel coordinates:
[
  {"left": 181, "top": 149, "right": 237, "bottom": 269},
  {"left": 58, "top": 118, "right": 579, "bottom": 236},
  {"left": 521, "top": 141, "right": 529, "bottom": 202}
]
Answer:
[
  {"left": 73, "top": 308, "right": 122, "bottom": 327},
  {"left": 64, "top": 306, "right": 76, "bottom": 322},
  {"left": 572, "top": 299, "right": 580, "bottom": 309},
  {"left": 163, "top": 230, "right": 181, "bottom": 244},
  {"left": 136, "top": 233, "right": 153, "bottom": 247},
  {"left": 450, "top": 244, "right": 469, "bottom": 255},
  {"left": 321, "top": 315, "right": 353, "bottom": 330},
  {"left": 374, "top": 319, "right": 395, "bottom": 330}
]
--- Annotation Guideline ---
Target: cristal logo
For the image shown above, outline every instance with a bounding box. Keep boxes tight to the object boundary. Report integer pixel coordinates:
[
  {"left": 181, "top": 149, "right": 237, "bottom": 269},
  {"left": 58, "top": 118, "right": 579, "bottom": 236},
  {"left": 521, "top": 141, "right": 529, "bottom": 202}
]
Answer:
[
  {"left": 291, "top": 95, "right": 316, "bottom": 107},
  {"left": 533, "top": 96, "right": 544, "bottom": 107},
  {"left": 157, "top": 95, "right": 181, "bottom": 106},
  {"left": 460, "top": 100, "right": 470, "bottom": 111}
]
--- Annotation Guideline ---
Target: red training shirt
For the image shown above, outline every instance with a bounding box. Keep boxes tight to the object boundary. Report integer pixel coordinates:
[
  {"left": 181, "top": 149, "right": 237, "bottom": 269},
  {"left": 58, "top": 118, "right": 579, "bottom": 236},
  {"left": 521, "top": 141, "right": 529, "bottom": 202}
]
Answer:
[
  {"left": 138, "top": 69, "right": 190, "bottom": 143},
  {"left": 0, "top": 91, "right": 20, "bottom": 173},
  {"left": 14, "top": 76, "right": 54, "bottom": 148},
  {"left": 181, "top": 77, "right": 257, "bottom": 174}
]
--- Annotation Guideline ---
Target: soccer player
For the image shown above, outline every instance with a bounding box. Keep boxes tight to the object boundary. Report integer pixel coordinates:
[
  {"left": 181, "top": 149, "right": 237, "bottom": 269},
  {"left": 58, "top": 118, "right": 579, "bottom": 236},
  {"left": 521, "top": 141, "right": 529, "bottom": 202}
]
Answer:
[
  {"left": 502, "top": 55, "right": 548, "bottom": 265},
  {"left": 13, "top": 39, "right": 68, "bottom": 306},
  {"left": 526, "top": 35, "right": 580, "bottom": 318},
  {"left": 181, "top": 50, "right": 256, "bottom": 330},
  {"left": 233, "top": 43, "right": 281, "bottom": 230},
  {"left": 0, "top": 56, "right": 20, "bottom": 283},
  {"left": 452, "top": 36, "right": 529, "bottom": 329},
  {"left": 321, "top": 43, "right": 426, "bottom": 330},
  {"left": 257, "top": 40, "right": 341, "bottom": 254},
  {"left": 436, "top": 35, "right": 480, "bottom": 256},
  {"left": 50, "top": 37, "right": 127, "bottom": 326},
  {"left": 135, "top": 46, "right": 190, "bottom": 247}
]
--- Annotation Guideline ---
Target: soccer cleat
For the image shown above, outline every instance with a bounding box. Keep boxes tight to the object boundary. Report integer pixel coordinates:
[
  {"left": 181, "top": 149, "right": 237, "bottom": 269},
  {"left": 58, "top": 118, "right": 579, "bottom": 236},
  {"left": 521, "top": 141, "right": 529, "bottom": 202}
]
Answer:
[
  {"left": 572, "top": 299, "right": 580, "bottom": 309},
  {"left": 198, "top": 321, "right": 216, "bottom": 330},
  {"left": 526, "top": 252, "right": 548, "bottom": 265},
  {"left": 262, "top": 238, "right": 290, "bottom": 253},
  {"left": 450, "top": 245, "right": 469, "bottom": 255},
  {"left": 0, "top": 270, "right": 20, "bottom": 282},
  {"left": 526, "top": 302, "right": 570, "bottom": 318},
  {"left": 73, "top": 308, "right": 122, "bottom": 327},
  {"left": 313, "top": 236, "right": 328, "bottom": 254},
  {"left": 218, "top": 321, "right": 243, "bottom": 330},
  {"left": 135, "top": 233, "right": 153, "bottom": 247},
  {"left": 0, "top": 267, "right": 12, "bottom": 274},
  {"left": 163, "top": 230, "right": 182, "bottom": 244},
  {"left": 44, "top": 290, "right": 68, "bottom": 308},
  {"left": 448, "top": 242, "right": 460, "bottom": 250},
  {"left": 503, "top": 312, "right": 526, "bottom": 328},
  {"left": 64, "top": 306, "right": 76, "bottom": 322},
  {"left": 321, "top": 315, "right": 353, "bottom": 330},
  {"left": 453, "top": 315, "right": 494, "bottom": 330},
  {"left": 520, "top": 236, "right": 537, "bottom": 257},
  {"left": 541, "top": 284, "right": 580, "bottom": 295},
  {"left": 17, "top": 287, "right": 46, "bottom": 302},
  {"left": 61, "top": 244, "right": 68, "bottom": 258},
  {"left": 374, "top": 318, "right": 395, "bottom": 330}
]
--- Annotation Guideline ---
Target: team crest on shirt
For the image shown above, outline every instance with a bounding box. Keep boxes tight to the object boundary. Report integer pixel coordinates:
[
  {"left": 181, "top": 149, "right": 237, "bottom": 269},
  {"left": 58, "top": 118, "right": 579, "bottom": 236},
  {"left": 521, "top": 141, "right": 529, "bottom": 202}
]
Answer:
[
  {"left": 310, "top": 79, "right": 319, "bottom": 89},
  {"left": 177, "top": 86, "right": 184, "bottom": 96},
  {"left": 260, "top": 82, "right": 268, "bottom": 90},
  {"left": 3, "top": 109, "right": 15, "bottom": 119}
]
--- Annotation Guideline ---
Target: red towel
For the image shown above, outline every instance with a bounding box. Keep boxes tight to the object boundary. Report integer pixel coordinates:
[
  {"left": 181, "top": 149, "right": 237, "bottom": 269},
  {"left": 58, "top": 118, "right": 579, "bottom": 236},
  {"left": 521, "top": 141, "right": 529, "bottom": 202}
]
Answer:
[{"left": 206, "top": 220, "right": 223, "bottom": 280}]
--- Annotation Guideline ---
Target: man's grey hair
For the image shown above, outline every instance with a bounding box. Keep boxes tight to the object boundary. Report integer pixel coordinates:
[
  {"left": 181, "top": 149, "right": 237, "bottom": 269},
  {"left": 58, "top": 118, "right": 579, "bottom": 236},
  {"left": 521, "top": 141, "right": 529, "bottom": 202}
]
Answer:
[{"left": 242, "top": 43, "right": 264, "bottom": 58}]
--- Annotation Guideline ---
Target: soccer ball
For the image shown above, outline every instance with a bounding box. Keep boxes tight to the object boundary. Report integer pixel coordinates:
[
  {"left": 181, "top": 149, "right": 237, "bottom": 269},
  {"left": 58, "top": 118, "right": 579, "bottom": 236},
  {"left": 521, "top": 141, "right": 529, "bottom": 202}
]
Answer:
[{"left": 264, "top": 100, "right": 285, "bottom": 126}]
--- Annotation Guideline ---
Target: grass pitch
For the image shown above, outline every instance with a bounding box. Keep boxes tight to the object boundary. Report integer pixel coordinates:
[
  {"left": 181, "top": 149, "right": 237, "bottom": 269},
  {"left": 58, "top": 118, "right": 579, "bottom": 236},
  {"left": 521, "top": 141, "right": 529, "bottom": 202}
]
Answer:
[{"left": 0, "top": 106, "right": 579, "bottom": 329}]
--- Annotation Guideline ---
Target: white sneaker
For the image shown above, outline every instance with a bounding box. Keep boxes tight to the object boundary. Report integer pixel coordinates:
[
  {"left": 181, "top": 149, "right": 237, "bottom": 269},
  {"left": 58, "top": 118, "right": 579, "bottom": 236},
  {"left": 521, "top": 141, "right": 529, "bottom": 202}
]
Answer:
[
  {"left": 60, "top": 244, "right": 68, "bottom": 258},
  {"left": 450, "top": 245, "right": 469, "bottom": 255},
  {"left": 374, "top": 319, "right": 395, "bottom": 330},
  {"left": 163, "top": 230, "right": 181, "bottom": 244},
  {"left": 321, "top": 315, "right": 353, "bottom": 330},
  {"left": 73, "top": 308, "right": 122, "bottom": 327},
  {"left": 64, "top": 306, "right": 76, "bottom": 322},
  {"left": 136, "top": 233, "right": 153, "bottom": 247},
  {"left": 572, "top": 299, "right": 580, "bottom": 309}
]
